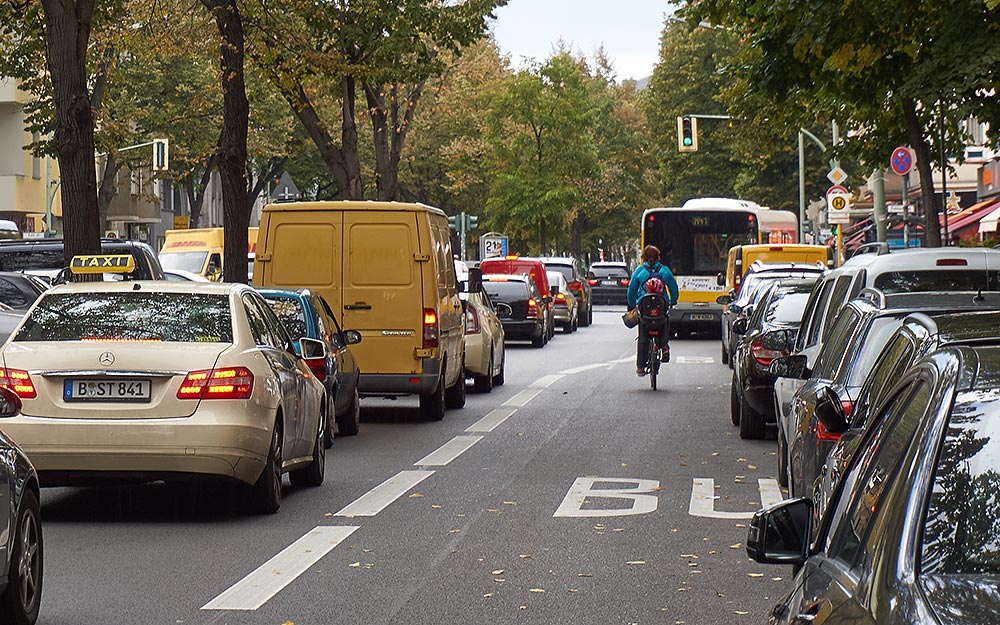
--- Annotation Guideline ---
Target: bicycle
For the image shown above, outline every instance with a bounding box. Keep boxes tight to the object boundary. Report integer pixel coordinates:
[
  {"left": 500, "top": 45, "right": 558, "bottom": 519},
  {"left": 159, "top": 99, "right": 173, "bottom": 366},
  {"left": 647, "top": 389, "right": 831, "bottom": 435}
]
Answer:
[{"left": 637, "top": 292, "right": 671, "bottom": 390}]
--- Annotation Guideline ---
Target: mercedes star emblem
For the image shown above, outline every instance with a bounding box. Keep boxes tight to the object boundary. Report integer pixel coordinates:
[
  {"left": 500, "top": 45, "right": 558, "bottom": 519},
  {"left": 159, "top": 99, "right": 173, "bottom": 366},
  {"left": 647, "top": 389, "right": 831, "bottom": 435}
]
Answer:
[{"left": 99, "top": 352, "right": 115, "bottom": 367}]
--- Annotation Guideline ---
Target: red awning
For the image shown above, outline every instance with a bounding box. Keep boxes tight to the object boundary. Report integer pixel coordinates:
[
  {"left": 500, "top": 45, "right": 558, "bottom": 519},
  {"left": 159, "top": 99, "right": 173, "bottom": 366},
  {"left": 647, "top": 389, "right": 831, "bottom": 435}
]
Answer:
[{"left": 943, "top": 198, "right": 1000, "bottom": 236}]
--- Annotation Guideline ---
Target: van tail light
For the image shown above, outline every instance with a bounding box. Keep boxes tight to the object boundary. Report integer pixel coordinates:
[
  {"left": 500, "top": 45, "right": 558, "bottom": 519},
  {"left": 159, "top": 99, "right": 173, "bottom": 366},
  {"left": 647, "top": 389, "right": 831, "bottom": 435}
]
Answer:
[
  {"left": 465, "top": 306, "right": 481, "bottom": 334},
  {"left": 555, "top": 292, "right": 566, "bottom": 303},
  {"left": 0, "top": 369, "right": 36, "bottom": 399},
  {"left": 526, "top": 298, "right": 539, "bottom": 319},
  {"left": 751, "top": 341, "right": 784, "bottom": 368},
  {"left": 568, "top": 281, "right": 582, "bottom": 291},
  {"left": 304, "top": 358, "right": 327, "bottom": 382},
  {"left": 817, "top": 420, "right": 842, "bottom": 442},
  {"left": 177, "top": 367, "right": 254, "bottom": 400},
  {"left": 588, "top": 279, "right": 598, "bottom": 286},
  {"left": 423, "top": 308, "right": 439, "bottom": 348}
]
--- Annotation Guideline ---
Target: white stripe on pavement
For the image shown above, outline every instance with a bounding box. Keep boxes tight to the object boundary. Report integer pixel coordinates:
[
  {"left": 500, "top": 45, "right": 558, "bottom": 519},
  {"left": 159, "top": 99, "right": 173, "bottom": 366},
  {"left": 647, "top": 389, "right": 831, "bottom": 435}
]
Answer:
[
  {"left": 759, "top": 478, "right": 784, "bottom": 509},
  {"left": 503, "top": 388, "right": 543, "bottom": 407},
  {"left": 676, "top": 356, "right": 715, "bottom": 364},
  {"left": 688, "top": 478, "right": 755, "bottom": 519},
  {"left": 202, "top": 526, "right": 359, "bottom": 611},
  {"left": 466, "top": 407, "right": 517, "bottom": 433},
  {"left": 559, "top": 363, "right": 609, "bottom": 375},
  {"left": 415, "top": 435, "right": 483, "bottom": 467},
  {"left": 531, "top": 374, "right": 565, "bottom": 388},
  {"left": 336, "top": 470, "right": 434, "bottom": 517}
]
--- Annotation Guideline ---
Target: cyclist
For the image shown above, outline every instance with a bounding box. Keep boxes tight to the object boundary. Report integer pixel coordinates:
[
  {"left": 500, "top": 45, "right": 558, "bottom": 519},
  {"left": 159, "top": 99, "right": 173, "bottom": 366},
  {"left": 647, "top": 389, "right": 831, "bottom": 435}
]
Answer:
[{"left": 627, "top": 245, "right": 679, "bottom": 376}]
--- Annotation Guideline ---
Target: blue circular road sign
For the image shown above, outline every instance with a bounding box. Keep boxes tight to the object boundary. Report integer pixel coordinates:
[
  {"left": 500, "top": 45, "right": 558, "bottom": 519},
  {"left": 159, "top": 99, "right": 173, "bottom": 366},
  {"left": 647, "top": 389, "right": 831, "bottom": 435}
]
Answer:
[{"left": 891, "top": 146, "right": 914, "bottom": 176}]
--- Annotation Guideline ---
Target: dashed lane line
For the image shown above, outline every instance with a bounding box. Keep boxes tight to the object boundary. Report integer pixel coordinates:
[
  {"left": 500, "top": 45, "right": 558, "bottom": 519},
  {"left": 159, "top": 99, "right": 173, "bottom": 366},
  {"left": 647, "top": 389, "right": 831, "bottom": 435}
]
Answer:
[
  {"left": 335, "top": 470, "right": 435, "bottom": 517},
  {"left": 414, "top": 435, "right": 483, "bottom": 467},
  {"left": 466, "top": 407, "right": 518, "bottom": 433},
  {"left": 503, "top": 388, "right": 544, "bottom": 407},
  {"left": 531, "top": 374, "right": 566, "bottom": 388},
  {"left": 202, "top": 526, "right": 359, "bottom": 611}
]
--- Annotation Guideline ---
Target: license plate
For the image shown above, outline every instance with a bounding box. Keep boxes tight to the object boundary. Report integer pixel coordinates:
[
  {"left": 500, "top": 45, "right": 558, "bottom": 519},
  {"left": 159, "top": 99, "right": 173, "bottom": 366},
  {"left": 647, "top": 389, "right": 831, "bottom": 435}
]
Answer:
[
  {"left": 64, "top": 379, "right": 152, "bottom": 402},
  {"left": 601, "top": 280, "right": 620, "bottom": 286},
  {"left": 688, "top": 313, "right": 715, "bottom": 321}
]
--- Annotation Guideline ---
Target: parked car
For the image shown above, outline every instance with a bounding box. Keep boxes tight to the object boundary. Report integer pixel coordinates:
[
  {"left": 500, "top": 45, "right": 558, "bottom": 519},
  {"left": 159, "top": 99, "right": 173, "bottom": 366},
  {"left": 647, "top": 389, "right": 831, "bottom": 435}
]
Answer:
[
  {"left": 260, "top": 288, "right": 363, "bottom": 441},
  {"left": 0, "top": 257, "right": 326, "bottom": 514},
  {"left": 547, "top": 270, "right": 579, "bottom": 333},
  {"left": 588, "top": 261, "right": 630, "bottom": 306},
  {"left": 0, "top": 272, "right": 47, "bottom": 311},
  {"left": 539, "top": 256, "right": 593, "bottom": 326},
  {"left": 747, "top": 343, "right": 1000, "bottom": 625},
  {"left": 0, "top": 387, "right": 42, "bottom": 625},
  {"left": 482, "top": 274, "right": 547, "bottom": 347},
  {"left": 0, "top": 238, "right": 165, "bottom": 281},
  {"left": 164, "top": 268, "right": 212, "bottom": 282},
  {"left": 730, "top": 278, "right": 818, "bottom": 439},
  {"left": 459, "top": 268, "right": 505, "bottom": 392}
]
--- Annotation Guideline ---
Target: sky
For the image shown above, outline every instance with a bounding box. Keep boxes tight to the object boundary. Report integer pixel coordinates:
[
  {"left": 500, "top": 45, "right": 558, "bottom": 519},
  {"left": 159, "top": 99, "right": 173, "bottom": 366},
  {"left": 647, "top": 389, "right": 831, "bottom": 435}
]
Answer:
[{"left": 490, "top": 0, "right": 674, "bottom": 81}]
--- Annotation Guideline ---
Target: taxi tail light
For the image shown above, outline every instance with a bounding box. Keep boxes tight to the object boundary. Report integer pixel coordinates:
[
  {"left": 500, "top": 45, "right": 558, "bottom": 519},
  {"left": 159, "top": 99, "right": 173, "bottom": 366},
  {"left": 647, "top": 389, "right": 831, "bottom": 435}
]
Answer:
[
  {"left": 526, "top": 298, "right": 539, "bottom": 319},
  {"left": 751, "top": 341, "right": 784, "bottom": 368},
  {"left": 817, "top": 420, "right": 842, "bottom": 442},
  {"left": 0, "top": 369, "right": 36, "bottom": 399},
  {"left": 304, "top": 358, "right": 327, "bottom": 382},
  {"left": 465, "top": 306, "right": 481, "bottom": 334},
  {"left": 555, "top": 292, "right": 567, "bottom": 303},
  {"left": 567, "top": 281, "right": 582, "bottom": 291},
  {"left": 587, "top": 279, "right": 598, "bottom": 286},
  {"left": 177, "top": 367, "right": 253, "bottom": 400},
  {"left": 423, "top": 308, "right": 439, "bottom": 349}
]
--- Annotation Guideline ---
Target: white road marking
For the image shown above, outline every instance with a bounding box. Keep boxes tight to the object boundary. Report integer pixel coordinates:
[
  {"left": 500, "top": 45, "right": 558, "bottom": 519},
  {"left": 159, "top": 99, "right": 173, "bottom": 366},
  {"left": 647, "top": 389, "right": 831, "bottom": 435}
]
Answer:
[
  {"left": 531, "top": 374, "right": 565, "bottom": 388},
  {"left": 466, "top": 407, "right": 517, "bottom": 433},
  {"left": 610, "top": 357, "right": 634, "bottom": 364},
  {"left": 558, "top": 363, "right": 609, "bottom": 375},
  {"left": 688, "top": 478, "right": 784, "bottom": 519},
  {"left": 676, "top": 356, "right": 715, "bottom": 364},
  {"left": 553, "top": 477, "right": 660, "bottom": 517},
  {"left": 503, "top": 388, "right": 543, "bottom": 407},
  {"left": 415, "top": 435, "right": 483, "bottom": 467},
  {"left": 202, "top": 526, "right": 359, "bottom": 611},
  {"left": 336, "top": 470, "right": 434, "bottom": 517}
]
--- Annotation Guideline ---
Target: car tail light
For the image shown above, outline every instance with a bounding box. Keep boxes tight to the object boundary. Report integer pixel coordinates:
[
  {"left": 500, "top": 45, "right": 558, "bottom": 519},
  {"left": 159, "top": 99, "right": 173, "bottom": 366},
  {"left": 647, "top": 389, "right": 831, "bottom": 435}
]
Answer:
[
  {"left": 465, "top": 306, "right": 481, "bottom": 334},
  {"left": 621, "top": 279, "right": 630, "bottom": 287},
  {"left": 0, "top": 369, "right": 36, "bottom": 399},
  {"left": 568, "top": 281, "right": 582, "bottom": 291},
  {"left": 555, "top": 292, "right": 566, "bottom": 303},
  {"left": 526, "top": 298, "right": 539, "bottom": 319},
  {"left": 817, "top": 420, "right": 842, "bottom": 442},
  {"left": 841, "top": 400, "right": 853, "bottom": 417},
  {"left": 304, "top": 358, "right": 327, "bottom": 382},
  {"left": 936, "top": 258, "right": 968, "bottom": 266},
  {"left": 177, "top": 367, "right": 254, "bottom": 400},
  {"left": 769, "top": 246, "right": 784, "bottom": 252},
  {"left": 588, "top": 279, "right": 598, "bottom": 286},
  {"left": 751, "top": 341, "right": 784, "bottom": 367},
  {"left": 423, "top": 308, "right": 439, "bottom": 348}
]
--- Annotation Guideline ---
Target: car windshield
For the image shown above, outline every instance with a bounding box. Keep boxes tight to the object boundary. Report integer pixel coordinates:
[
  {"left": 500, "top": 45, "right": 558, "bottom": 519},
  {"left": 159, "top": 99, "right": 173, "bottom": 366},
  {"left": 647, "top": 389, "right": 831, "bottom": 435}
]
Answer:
[
  {"left": 264, "top": 296, "right": 309, "bottom": 340},
  {"left": 484, "top": 281, "right": 530, "bottom": 299},
  {"left": 760, "top": 290, "right": 811, "bottom": 325},
  {"left": 159, "top": 252, "right": 208, "bottom": 274},
  {"left": 874, "top": 269, "right": 1000, "bottom": 293},
  {"left": 546, "top": 265, "right": 573, "bottom": 281},
  {"left": 15, "top": 292, "right": 233, "bottom": 342}
]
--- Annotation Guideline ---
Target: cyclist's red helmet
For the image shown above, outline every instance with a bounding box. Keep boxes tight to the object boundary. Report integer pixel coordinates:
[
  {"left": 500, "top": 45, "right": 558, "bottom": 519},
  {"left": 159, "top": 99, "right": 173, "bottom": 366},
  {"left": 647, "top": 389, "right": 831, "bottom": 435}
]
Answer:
[{"left": 645, "top": 276, "right": 665, "bottom": 294}]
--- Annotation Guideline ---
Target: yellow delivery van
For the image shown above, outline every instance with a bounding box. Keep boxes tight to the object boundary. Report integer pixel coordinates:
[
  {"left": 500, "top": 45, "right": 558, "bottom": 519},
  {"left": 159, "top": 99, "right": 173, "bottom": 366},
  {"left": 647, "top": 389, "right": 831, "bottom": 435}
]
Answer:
[
  {"left": 159, "top": 227, "right": 259, "bottom": 280},
  {"left": 253, "top": 201, "right": 465, "bottom": 421},
  {"left": 719, "top": 244, "right": 832, "bottom": 294}
]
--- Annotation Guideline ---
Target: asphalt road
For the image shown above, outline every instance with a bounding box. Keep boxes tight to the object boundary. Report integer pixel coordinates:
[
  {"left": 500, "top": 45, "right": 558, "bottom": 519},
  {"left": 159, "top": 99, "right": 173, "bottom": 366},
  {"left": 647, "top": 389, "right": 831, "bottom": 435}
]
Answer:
[{"left": 37, "top": 307, "right": 791, "bottom": 625}]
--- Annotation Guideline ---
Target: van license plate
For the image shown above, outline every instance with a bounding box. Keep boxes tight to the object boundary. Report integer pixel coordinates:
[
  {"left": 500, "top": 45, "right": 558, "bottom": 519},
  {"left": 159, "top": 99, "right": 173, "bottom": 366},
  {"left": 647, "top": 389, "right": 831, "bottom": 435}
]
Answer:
[
  {"left": 64, "top": 379, "right": 152, "bottom": 402},
  {"left": 688, "top": 313, "right": 715, "bottom": 321}
]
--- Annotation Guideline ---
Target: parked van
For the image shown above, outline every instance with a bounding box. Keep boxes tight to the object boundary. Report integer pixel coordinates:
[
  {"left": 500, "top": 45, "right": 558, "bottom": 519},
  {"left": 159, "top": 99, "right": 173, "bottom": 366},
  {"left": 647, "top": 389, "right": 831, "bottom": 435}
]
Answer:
[
  {"left": 719, "top": 244, "right": 832, "bottom": 295},
  {"left": 159, "top": 227, "right": 259, "bottom": 280},
  {"left": 253, "top": 201, "right": 465, "bottom": 420},
  {"left": 479, "top": 256, "right": 556, "bottom": 342}
]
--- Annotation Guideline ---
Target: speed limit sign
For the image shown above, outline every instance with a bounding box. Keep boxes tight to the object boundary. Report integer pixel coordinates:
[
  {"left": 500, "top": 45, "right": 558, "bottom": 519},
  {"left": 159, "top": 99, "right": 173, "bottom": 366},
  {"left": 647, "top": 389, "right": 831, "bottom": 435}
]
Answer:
[{"left": 828, "top": 192, "right": 851, "bottom": 224}]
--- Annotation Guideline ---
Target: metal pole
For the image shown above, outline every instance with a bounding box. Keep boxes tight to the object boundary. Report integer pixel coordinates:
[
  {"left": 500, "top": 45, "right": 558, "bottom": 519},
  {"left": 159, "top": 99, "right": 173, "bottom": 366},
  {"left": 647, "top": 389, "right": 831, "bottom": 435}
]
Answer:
[
  {"left": 798, "top": 131, "right": 806, "bottom": 244},
  {"left": 873, "top": 170, "right": 887, "bottom": 242},
  {"left": 903, "top": 174, "right": 910, "bottom": 248},
  {"left": 940, "top": 99, "right": 949, "bottom": 245}
]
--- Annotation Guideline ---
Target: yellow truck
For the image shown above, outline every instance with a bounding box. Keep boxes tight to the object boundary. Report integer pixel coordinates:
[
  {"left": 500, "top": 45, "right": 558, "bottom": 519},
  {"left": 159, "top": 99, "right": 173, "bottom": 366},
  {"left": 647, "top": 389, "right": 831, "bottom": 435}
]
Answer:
[{"left": 159, "top": 227, "right": 259, "bottom": 280}]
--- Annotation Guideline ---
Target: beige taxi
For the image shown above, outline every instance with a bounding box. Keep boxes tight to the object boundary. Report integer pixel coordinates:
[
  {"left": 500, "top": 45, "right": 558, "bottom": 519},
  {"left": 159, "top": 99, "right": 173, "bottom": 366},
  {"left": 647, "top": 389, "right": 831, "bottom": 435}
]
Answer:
[
  {"left": 457, "top": 263, "right": 505, "bottom": 393},
  {"left": 0, "top": 255, "right": 326, "bottom": 514}
]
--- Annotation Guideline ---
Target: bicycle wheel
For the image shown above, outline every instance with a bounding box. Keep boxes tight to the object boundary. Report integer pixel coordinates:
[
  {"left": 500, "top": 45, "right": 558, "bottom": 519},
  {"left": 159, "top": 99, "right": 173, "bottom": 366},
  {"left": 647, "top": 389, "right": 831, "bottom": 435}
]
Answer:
[{"left": 648, "top": 335, "right": 658, "bottom": 390}]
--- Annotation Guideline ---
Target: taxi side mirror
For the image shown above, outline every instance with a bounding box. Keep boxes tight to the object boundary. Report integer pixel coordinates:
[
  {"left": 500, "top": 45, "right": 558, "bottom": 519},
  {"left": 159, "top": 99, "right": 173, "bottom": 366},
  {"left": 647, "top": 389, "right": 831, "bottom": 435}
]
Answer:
[
  {"left": 299, "top": 337, "right": 327, "bottom": 360},
  {"left": 344, "top": 330, "right": 362, "bottom": 345}
]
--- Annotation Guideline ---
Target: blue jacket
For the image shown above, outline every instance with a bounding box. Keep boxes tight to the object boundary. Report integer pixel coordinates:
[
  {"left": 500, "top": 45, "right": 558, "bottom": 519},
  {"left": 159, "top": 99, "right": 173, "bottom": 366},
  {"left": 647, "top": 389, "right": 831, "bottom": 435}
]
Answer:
[{"left": 627, "top": 261, "right": 679, "bottom": 309}]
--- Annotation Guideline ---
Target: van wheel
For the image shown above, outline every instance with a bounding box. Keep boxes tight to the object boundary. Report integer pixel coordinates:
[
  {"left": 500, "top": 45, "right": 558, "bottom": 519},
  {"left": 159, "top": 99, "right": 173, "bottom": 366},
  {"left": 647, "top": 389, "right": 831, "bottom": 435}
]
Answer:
[
  {"left": 473, "top": 352, "right": 494, "bottom": 394},
  {"left": 445, "top": 370, "right": 467, "bottom": 409},
  {"left": 420, "top": 373, "right": 446, "bottom": 421}
]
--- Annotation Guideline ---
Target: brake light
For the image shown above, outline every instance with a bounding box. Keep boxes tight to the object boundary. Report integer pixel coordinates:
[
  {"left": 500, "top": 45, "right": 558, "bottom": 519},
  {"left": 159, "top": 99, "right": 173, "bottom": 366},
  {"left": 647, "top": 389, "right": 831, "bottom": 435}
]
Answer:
[
  {"left": 177, "top": 367, "right": 253, "bottom": 400},
  {"left": 555, "top": 292, "right": 566, "bottom": 303},
  {"left": 465, "top": 305, "right": 481, "bottom": 334},
  {"left": 769, "top": 246, "right": 784, "bottom": 251},
  {"left": 588, "top": 279, "right": 598, "bottom": 286},
  {"left": 568, "top": 281, "right": 582, "bottom": 291},
  {"left": 817, "top": 420, "right": 842, "bottom": 442},
  {"left": 936, "top": 258, "right": 968, "bottom": 266},
  {"left": 621, "top": 279, "right": 630, "bottom": 287},
  {"left": 751, "top": 341, "right": 784, "bottom": 367},
  {"left": 526, "top": 298, "right": 539, "bottom": 319},
  {"left": 81, "top": 337, "right": 163, "bottom": 343},
  {"left": 0, "top": 369, "right": 36, "bottom": 399},
  {"left": 304, "top": 358, "right": 327, "bottom": 382},
  {"left": 423, "top": 308, "right": 439, "bottom": 348}
]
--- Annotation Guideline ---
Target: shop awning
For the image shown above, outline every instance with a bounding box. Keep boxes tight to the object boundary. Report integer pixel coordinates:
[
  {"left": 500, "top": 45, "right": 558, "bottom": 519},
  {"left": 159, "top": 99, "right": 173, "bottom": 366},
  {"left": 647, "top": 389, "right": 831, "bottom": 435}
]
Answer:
[
  {"left": 979, "top": 205, "right": 1000, "bottom": 234},
  {"left": 942, "top": 198, "right": 1000, "bottom": 237}
]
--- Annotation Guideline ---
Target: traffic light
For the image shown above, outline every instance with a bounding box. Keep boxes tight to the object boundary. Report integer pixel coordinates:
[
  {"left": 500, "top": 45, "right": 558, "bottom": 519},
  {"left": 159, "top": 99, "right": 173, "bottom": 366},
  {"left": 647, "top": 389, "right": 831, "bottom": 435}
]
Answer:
[
  {"left": 448, "top": 215, "right": 458, "bottom": 232},
  {"left": 676, "top": 116, "right": 698, "bottom": 153},
  {"left": 152, "top": 138, "right": 169, "bottom": 172},
  {"left": 465, "top": 214, "right": 479, "bottom": 231}
]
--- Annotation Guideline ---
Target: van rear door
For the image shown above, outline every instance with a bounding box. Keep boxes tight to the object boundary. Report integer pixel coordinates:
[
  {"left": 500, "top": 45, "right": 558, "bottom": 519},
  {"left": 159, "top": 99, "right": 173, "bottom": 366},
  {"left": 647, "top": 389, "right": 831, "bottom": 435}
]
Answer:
[
  {"left": 343, "top": 209, "right": 424, "bottom": 375},
  {"left": 256, "top": 209, "right": 344, "bottom": 312}
]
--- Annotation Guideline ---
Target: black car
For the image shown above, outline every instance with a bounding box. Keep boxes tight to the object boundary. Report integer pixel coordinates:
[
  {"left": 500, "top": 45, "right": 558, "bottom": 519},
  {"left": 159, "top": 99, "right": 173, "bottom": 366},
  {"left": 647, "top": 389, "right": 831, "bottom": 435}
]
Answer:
[
  {"left": 0, "top": 238, "right": 164, "bottom": 281},
  {"left": 730, "top": 278, "right": 817, "bottom": 439},
  {"left": 588, "top": 261, "right": 630, "bottom": 306},
  {"left": 0, "top": 273, "right": 47, "bottom": 311},
  {"left": 0, "top": 387, "right": 42, "bottom": 624},
  {"left": 540, "top": 256, "right": 593, "bottom": 326},
  {"left": 747, "top": 344, "right": 1000, "bottom": 625},
  {"left": 483, "top": 274, "right": 547, "bottom": 347}
]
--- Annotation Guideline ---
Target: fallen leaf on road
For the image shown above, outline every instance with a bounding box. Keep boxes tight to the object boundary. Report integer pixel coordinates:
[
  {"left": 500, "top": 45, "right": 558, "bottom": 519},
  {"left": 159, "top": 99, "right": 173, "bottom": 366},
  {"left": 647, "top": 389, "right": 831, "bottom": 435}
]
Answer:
[
  {"left": 492, "top": 570, "right": 504, "bottom": 575},
  {"left": 529, "top": 588, "right": 545, "bottom": 593},
  {"left": 748, "top": 573, "right": 764, "bottom": 578},
  {"left": 483, "top": 593, "right": 493, "bottom": 598},
  {"left": 431, "top": 505, "right": 443, "bottom": 509},
  {"left": 577, "top": 573, "right": 592, "bottom": 577},
  {"left": 626, "top": 560, "right": 646, "bottom": 565},
  {"left": 735, "top": 611, "right": 750, "bottom": 615},
  {"left": 729, "top": 544, "right": 742, "bottom": 549},
  {"left": 349, "top": 562, "right": 361, "bottom": 568},
  {"left": 409, "top": 493, "right": 424, "bottom": 498},
  {"left": 519, "top": 554, "right": 531, "bottom": 559}
]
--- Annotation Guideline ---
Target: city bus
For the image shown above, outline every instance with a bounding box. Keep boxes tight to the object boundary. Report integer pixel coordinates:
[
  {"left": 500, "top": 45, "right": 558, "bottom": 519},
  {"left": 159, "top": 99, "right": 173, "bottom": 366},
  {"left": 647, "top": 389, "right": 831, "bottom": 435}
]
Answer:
[{"left": 641, "top": 198, "right": 765, "bottom": 336}]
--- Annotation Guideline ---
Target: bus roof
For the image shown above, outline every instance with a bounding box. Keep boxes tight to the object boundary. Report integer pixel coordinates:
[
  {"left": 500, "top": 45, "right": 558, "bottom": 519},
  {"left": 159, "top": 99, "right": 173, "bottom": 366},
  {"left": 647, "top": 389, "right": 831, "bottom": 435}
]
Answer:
[{"left": 680, "top": 198, "right": 762, "bottom": 211}]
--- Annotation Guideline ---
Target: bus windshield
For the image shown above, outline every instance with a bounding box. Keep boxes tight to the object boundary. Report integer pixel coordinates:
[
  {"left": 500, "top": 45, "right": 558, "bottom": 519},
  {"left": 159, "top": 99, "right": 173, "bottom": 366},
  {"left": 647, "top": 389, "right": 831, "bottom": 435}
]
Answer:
[{"left": 644, "top": 210, "right": 758, "bottom": 276}]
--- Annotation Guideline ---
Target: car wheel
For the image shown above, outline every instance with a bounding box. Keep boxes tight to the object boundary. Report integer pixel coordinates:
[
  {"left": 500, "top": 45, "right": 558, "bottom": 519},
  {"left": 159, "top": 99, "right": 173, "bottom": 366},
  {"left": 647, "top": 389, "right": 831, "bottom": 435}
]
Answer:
[
  {"left": 445, "top": 367, "right": 467, "bottom": 409},
  {"left": 721, "top": 342, "right": 729, "bottom": 365},
  {"left": 0, "top": 488, "right": 41, "bottom": 625},
  {"left": 777, "top": 428, "right": 789, "bottom": 488},
  {"left": 730, "top": 374, "right": 741, "bottom": 426},
  {"left": 252, "top": 421, "right": 283, "bottom": 514},
  {"left": 473, "top": 352, "right": 494, "bottom": 394},
  {"left": 323, "top": 394, "right": 336, "bottom": 448},
  {"left": 336, "top": 387, "right": 361, "bottom": 437},
  {"left": 531, "top": 332, "right": 544, "bottom": 348},
  {"left": 580, "top": 303, "right": 591, "bottom": 327},
  {"left": 290, "top": 407, "right": 326, "bottom": 487},
  {"left": 420, "top": 372, "right": 446, "bottom": 421},
  {"left": 492, "top": 351, "right": 505, "bottom": 387},
  {"left": 739, "top": 391, "right": 766, "bottom": 440}
]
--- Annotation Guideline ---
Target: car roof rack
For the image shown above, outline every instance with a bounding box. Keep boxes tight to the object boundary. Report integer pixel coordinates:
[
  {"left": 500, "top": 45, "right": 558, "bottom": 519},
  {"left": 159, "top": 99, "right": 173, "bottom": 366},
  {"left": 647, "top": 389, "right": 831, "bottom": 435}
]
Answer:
[
  {"left": 857, "top": 287, "right": 887, "bottom": 308},
  {"left": 850, "top": 242, "right": 891, "bottom": 258}
]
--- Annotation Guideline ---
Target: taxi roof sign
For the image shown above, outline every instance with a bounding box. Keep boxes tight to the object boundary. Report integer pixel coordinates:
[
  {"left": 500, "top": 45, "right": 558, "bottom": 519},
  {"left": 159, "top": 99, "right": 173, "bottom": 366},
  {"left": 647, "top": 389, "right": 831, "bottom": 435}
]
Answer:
[{"left": 70, "top": 255, "right": 136, "bottom": 274}]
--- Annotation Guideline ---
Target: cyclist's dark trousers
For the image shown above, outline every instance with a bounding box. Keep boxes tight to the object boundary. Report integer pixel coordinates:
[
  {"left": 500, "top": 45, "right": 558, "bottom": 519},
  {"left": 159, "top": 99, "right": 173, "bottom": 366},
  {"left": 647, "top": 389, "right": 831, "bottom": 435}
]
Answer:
[{"left": 637, "top": 318, "right": 668, "bottom": 369}]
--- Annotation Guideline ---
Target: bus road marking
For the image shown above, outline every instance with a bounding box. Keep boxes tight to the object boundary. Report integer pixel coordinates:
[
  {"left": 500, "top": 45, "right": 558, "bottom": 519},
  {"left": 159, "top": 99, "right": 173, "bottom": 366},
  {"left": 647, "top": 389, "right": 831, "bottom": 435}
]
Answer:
[
  {"left": 553, "top": 477, "right": 660, "bottom": 517},
  {"left": 689, "top": 478, "right": 784, "bottom": 519}
]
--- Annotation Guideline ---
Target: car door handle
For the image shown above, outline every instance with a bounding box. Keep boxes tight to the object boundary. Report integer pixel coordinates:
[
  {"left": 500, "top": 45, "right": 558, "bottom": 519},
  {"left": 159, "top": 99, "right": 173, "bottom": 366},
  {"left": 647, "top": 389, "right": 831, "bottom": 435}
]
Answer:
[{"left": 345, "top": 302, "right": 372, "bottom": 310}]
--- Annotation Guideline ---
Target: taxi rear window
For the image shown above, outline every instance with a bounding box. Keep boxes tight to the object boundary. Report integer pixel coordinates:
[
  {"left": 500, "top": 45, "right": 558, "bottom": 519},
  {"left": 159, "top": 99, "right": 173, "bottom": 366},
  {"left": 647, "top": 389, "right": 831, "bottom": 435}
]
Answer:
[{"left": 15, "top": 293, "right": 233, "bottom": 342}]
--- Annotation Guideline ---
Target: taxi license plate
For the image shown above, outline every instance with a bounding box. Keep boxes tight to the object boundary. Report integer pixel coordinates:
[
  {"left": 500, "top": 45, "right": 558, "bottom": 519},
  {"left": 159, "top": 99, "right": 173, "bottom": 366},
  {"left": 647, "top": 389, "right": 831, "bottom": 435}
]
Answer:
[
  {"left": 64, "top": 379, "right": 152, "bottom": 402},
  {"left": 688, "top": 313, "right": 715, "bottom": 321}
]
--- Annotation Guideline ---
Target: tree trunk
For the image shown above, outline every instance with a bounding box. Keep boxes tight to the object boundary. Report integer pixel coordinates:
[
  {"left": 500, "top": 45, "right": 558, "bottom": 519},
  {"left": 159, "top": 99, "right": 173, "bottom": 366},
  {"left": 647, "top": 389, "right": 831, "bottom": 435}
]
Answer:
[
  {"left": 40, "top": 0, "right": 100, "bottom": 267},
  {"left": 364, "top": 81, "right": 426, "bottom": 202},
  {"left": 97, "top": 153, "right": 120, "bottom": 233},
  {"left": 246, "top": 157, "right": 286, "bottom": 212},
  {"left": 571, "top": 213, "right": 583, "bottom": 257},
  {"left": 902, "top": 97, "right": 941, "bottom": 248},
  {"left": 202, "top": 0, "right": 249, "bottom": 283},
  {"left": 185, "top": 154, "right": 218, "bottom": 228},
  {"left": 341, "top": 76, "right": 364, "bottom": 199}
]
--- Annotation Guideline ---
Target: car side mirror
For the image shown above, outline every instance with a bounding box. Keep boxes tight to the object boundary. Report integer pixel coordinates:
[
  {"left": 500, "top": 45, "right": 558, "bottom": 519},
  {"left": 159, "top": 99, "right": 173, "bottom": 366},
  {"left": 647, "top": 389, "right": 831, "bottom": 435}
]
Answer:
[
  {"left": 762, "top": 329, "right": 795, "bottom": 352},
  {"left": 550, "top": 285, "right": 559, "bottom": 297},
  {"left": 716, "top": 294, "right": 732, "bottom": 306},
  {"left": 768, "top": 354, "right": 810, "bottom": 379},
  {"left": 815, "top": 385, "right": 850, "bottom": 434},
  {"left": 467, "top": 267, "right": 483, "bottom": 294},
  {"left": 716, "top": 273, "right": 725, "bottom": 287},
  {"left": 586, "top": 271, "right": 596, "bottom": 280},
  {"left": 732, "top": 318, "right": 749, "bottom": 335},
  {"left": 0, "top": 386, "right": 22, "bottom": 418},
  {"left": 344, "top": 330, "right": 363, "bottom": 345},
  {"left": 299, "top": 337, "right": 327, "bottom": 360},
  {"left": 746, "top": 497, "right": 812, "bottom": 565}
]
